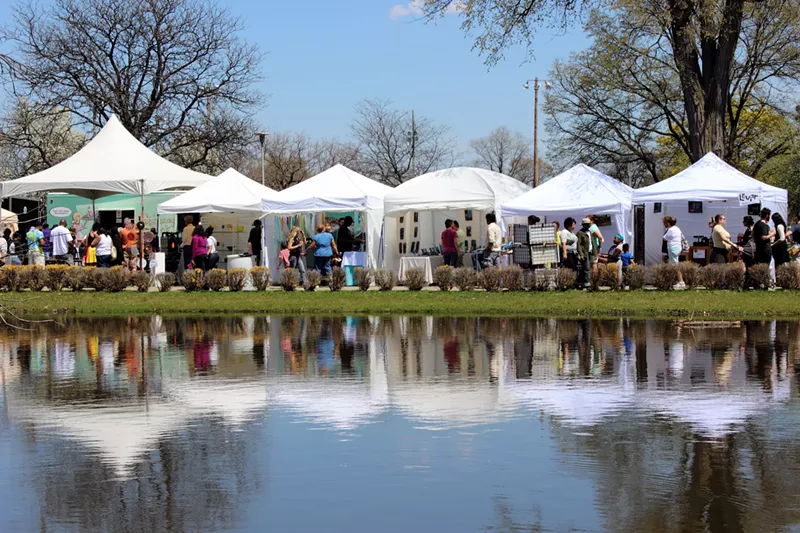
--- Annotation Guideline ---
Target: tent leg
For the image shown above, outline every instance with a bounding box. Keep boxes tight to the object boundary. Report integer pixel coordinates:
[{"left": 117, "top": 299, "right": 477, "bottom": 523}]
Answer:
[
  {"left": 140, "top": 190, "right": 145, "bottom": 271},
  {"left": 92, "top": 199, "right": 97, "bottom": 222}
]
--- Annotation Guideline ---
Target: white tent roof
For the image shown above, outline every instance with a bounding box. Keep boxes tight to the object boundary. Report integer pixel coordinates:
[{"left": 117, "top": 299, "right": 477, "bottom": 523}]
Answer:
[
  {"left": 1, "top": 115, "right": 213, "bottom": 200},
  {"left": 260, "top": 164, "right": 392, "bottom": 214},
  {"left": 158, "top": 168, "right": 277, "bottom": 214},
  {"left": 632, "top": 152, "right": 788, "bottom": 204},
  {"left": 501, "top": 164, "right": 634, "bottom": 220},
  {"left": 383, "top": 167, "right": 531, "bottom": 216}
]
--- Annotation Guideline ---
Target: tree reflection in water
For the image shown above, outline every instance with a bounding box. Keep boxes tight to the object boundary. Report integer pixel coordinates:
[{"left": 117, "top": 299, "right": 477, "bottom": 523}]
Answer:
[{"left": 0, "top": 316, "right": 798, "bottom": 533}]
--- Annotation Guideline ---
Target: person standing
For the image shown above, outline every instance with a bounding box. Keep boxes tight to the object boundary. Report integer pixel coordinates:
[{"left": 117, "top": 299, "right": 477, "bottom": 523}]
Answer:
[
  {"left": 576, "top": 218, "right": 592, "bottom": 289},
  {"left": 305, "top": 224, "right": 338, "bottom": 277},
  {"left": 191, "top": 224, "right": 208, "bottom": 271},
  {"left": 0, "top": 231, "right": 7, "bottom": 266},
  {"left": 560, "top": 217, "right": 578, "bottom": 271},
  {"left": 119, "top": 219, "right": 140, "bottom": 271},
  {"left": 50, "top": 219, "right": 74, "bottom": 265},
  {"left": 206, "top": 226, "right": 220, "bottom": 270},
  {"left": 451, "top": 220, "right": 468, "bottom": 266},
  {"left": 753, "top": 208, "right": 774, "bottom": 266},
  {"left": 710, "top": 214, "right": 741, "bottom": 264},
  {"left": 93, "top": 228, "right": 113, "bottom": 268},
  {"left": 247, "top": 219, "right": 263, "bottom": 266},
  {"left": 441, "top": 219, "right": 459, "bottom": 267},
  {"left": 482, "top": 213, "right": 502, "bottom": 268},
  {"left": 109, "top": 227, "right": 123, "bottom": 267},
  {"left": 739, "top": 216, "right": 756, "bottom": 269},
  {"left": 41, "top": 223, "right": 52, "bottom": 261},
  {"left": 181, "top": 215, "right": 195, "bottom": 270},
  {"left": 26, "top": 223, "right": 46, "bottom": 266},
  {"left": 662, "top": 216, "right": 685, "bottom": 288},
  {"left": 287, "top": 227, "right": 306, "bottom": 285},
  {"left": 587, "top": 216, "right": 604, "bottom": 269},
  {"left": 771, "top": 213, "right": 790, "bottom": 268},
  {"left": 336, "top": 216, "right": 361, "bottom": 253}
]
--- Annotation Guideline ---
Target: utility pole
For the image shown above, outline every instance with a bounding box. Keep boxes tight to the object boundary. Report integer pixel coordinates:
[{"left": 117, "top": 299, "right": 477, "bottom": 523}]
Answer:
[
  {"left": 256, "top": 132, "right": 269, "bottom": 186},
  {"left": 408, "top": 110, "right": 418, "bottom": 178},
  {"left": 524, "top": 78, "right": 550, "bottom": 188}
]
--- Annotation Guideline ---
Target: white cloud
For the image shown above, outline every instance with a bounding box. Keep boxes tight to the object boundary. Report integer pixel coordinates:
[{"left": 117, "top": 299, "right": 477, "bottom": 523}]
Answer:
[{"left": 388, "top": 0, "right": 461, "bottom": 20}]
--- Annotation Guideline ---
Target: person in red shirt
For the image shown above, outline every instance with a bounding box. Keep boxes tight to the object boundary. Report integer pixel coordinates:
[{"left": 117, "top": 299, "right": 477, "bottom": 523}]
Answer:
[{"left": 441, "top": 219, "right": 459, "bottom": 267}]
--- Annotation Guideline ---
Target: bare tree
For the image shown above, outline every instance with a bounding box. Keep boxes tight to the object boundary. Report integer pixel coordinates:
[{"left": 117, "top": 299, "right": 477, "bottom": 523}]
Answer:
[
  {"left": 259, "top": 133, "right": 312, "bottom": 190},
  {"left": 3, "top": 0, "right": 263, "bottom": 170},
  {"left": 307, "top": 139, "right": 361, "bottom": 175},
  {"left": 470, "top": 127, "right": 536, "bottom": 184},
  {"left": 350, "top": 99, "right": 456, "bottom": 186}
]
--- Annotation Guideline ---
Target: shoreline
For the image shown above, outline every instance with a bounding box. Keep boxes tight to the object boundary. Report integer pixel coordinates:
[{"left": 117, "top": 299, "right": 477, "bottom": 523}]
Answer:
[{"left": 1, "top": 289, "right": 798, "bottom": 320}]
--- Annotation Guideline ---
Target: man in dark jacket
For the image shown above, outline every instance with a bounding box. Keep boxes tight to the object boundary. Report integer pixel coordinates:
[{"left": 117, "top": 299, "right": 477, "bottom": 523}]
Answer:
[{"left": 576, "top": 218, "right": 593, "bottom": 289}]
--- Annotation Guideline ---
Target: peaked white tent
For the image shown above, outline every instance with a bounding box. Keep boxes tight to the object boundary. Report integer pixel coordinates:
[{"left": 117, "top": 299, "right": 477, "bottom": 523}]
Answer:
[
  {"left": 632, "top": 153, "right": 789, "bottom": 264},
  {"left": 261, "top": 164, "right": 393, "bottom": 270},
  {"left": 1, "top": 115, "right": 212, "bottom": 200},
  {"left": 501, "top": 164, "right": 634, "bottom": 246},
  {"left": 382, "top": 167, "right": 531, "bottom": 270},
  {"left": 158, "top": 168, "right": 276, "bottom": 214}
]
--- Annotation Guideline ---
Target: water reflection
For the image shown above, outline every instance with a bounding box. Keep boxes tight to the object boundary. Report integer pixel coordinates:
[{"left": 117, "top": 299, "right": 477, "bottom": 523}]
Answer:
[{"left": 0, "top": 316, "right": 799, "bottom": 532}]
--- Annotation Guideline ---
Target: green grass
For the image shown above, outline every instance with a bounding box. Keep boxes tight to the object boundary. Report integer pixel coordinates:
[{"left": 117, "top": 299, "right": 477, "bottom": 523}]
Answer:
[{"left": 0, "top": 289, "right": 798, "bottom": 319}]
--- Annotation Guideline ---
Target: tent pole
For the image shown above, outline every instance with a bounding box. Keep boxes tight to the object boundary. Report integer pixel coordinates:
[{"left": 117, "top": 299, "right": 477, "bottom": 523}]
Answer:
[
  {"left": 140, "top": 186, "right": 145, "bottom": 271},
  {"left": 92, "top": 198, "right": 97, "bottom": 222}
]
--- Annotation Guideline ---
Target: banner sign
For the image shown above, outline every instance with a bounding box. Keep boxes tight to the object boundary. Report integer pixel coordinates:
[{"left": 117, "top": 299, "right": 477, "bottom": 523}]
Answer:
[{"left": 739, "top": 193, "right": 760, "bottom": 206}]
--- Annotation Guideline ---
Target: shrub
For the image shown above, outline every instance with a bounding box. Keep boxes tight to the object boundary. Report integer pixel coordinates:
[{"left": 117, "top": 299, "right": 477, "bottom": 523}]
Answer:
[
  {"left": 374, "top": 269, "right": 397, "bottom": 291},
  {"left": 477, "top": 267, "right": 501, "bottom": 292},
  {"left": 698, "top": 264, "right": 724, "bottom": 290},
  {"left": 304, "top": 270, "right": 321, "bottom": 291},
  {"left": 17, "top": 265, "right": 47, "bottom": 291},
  {"left": 404, "top": 267, "right": 426, "bottom": 291},
  {"left": 156, "top": 272, "right": 176, "bottom": 292},
  {"left": 0, "top": 265, "right": 21, "bottom": 291},
  {"left": 329, "top": 266, "right": 346, "bottom": 291},
  {"left": 589, "top": 265, "right": 603, "bottom": 291},
  {"left": 747, "top": 263, "right": 771, "bottom": 290},
  {"left": 502, "top": 265, "right": 526, "bottom": 291},
  {"left": 280, "top": 268, "right": 298, "bottom": 291},
  {"left": 434, "top": 266, "right": 454, "bottom": 291},
  {"left": 600, "top": 263, "right": 620, "bottom": 290},
  {"left": 131, "top": 271, "right": 151, "bottom": 292},
  {"left": 625, "top": 265, "right": 646, "bottom": 290},
  {"left": 678, "top": 262, "right": 701, "bottom": 288},
  {"left": 182, "top": 269, "right": 205, "bottom": 292},
  {"left": 355, "top": 268, "right": 373, "bottom": 291},
  {"left": 250, "top": 266, "right": 271, "bottom": 291},
  {"left": 44, "top": 265, "right": 70, "bottom": 291},
  {"left": 776, "top": 263, "right": 800, "bottom": 290},
  {"left": 205, "top": 269, "right": 228, "bottom": 291},
  {"left": 104, "top": 266, "right": 130, "bottom": 292},
  {"left": 228, "top": 268, "right": 247, "bottom": 292},
  {"left": 555, "top": 267, "right": 577, "bottom": 291},
  {"left": 723, "top": 263, "right": 746, "bottom": 291},
  {"left": 651, "top": 263, "right": 680, "bottom": 291},
  {"left": 529, "top": 269, "right": 550, "bottom": 292},
  {"left": 66, "top": 266, "right": 90, "bottom": 291},
  {"left": 453, "top": 267, "right": 476, "bottom": 291}
]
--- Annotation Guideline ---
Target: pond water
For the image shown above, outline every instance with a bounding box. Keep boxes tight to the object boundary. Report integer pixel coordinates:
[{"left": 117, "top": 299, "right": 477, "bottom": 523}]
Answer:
[{"left": 1, "top": 316, "right": 799, "bottom": 533}]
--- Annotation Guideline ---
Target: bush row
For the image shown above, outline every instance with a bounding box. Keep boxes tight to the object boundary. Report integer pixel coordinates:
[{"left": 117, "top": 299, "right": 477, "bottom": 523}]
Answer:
[{"left": 2, "top": 262, "right": 798, "bottom": 292}]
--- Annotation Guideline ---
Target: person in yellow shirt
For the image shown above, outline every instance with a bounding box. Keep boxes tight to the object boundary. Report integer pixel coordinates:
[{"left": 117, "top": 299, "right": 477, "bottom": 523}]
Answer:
[
  {"left": 182, "top": 215, "right": 195, "bottom": 270},
  {"left": 710, "top": 214, "right": 741, "bottom": 264}
]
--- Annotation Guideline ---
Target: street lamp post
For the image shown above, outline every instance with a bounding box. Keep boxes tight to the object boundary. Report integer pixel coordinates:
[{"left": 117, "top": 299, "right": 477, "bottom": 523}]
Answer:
[
  {"left": 256, "top": 131, "right": 269, "bottom": 186},
  {"left": 523, "top": 78, "right": 551, "bottom": 187},
  {"left": 406, "top": 110, "right": 418, "bottom": 177}
]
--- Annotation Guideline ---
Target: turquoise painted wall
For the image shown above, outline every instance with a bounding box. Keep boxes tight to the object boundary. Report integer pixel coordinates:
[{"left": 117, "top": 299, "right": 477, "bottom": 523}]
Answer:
[{"left": 46, "top": 192, "right": 181, "bottom": 235}]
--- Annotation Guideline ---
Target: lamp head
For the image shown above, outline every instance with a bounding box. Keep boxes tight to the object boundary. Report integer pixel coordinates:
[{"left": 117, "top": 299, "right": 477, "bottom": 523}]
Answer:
[
  {"left": 523, "top": 81, "right": 530, "bottom": 90},
  {"left": 545, "top": 81, "right": 552, "bottom": 90}
]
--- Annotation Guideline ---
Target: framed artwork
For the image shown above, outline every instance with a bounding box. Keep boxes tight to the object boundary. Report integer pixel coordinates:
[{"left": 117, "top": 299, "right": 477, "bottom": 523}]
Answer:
[
  {"left": 399, "top": 216, "right": 404, "bottom": 224},
  {"left": 688, "top": 201, "right": 703, "bottom": 214},
  {"left": 654, "top": 203, "right": 662, "bottom": 213},
  {"left": 400, "top": 228, "right": 405, "bottom": 240},
  {"left": 747, "top": 203, "right": 761, "bottom": 216},
  {"left": 464, "top": 209, "right": 473, "bottom": 221},
  {"left": 592, "top": 214, "right": 612, "bottom": 227},
  {"left": 413, "top": 212, "right": 419, "bottom": 223},
  {"left": 413, "top": 227, "right": 418, "bottom": 238},
  {"left": 466, "top": 226, "right": 472, "bottom": 237}
]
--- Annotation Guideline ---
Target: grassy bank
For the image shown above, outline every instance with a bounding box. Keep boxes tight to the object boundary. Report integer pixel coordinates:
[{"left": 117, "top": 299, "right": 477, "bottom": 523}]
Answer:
[{"left": 0, "top": 289, "right": 798, "bottom": 320}]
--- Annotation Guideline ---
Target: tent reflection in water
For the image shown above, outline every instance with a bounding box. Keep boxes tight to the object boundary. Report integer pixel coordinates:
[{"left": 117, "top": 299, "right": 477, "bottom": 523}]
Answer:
[
  {"left": 633, "top": 153, "right": 789, "bottom": 265},
  {"left": 261, "top": 164, "right": 393, "bottom": 274},
  {"left": 383, "top": 167, "right": 531, "bottom": 271}
]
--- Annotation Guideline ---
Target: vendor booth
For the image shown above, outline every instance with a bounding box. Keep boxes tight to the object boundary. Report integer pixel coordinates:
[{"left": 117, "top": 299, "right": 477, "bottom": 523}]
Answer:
[
  {"left": 158, "top": 168, "right": 278, "bottom": 268},
  {"left": 260, "top": 164, "right": 393, "bottom": 278},
  {"left": 383, "top": 167, "right": 530, "bottom": 280},
  {"left": 0, "top": 114, "right": 213, "bottom": 267},
  {"left": 501, "top": 163, "right": 634, "bottom": 255},
  {"left": 0, "top": 208, "right": 18, "bottom": 234},
  {"left": 632, "top": 153, "right": 789, "bottom": 265}
]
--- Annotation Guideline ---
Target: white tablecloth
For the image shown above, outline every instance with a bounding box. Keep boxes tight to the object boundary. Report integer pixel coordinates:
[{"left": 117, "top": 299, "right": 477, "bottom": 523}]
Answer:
[
  {"left": 342, "top": 252, "right": 367, "bottom": 267},
  {"left": 398, "top": 255, "right": 445, "bottom": 285}
]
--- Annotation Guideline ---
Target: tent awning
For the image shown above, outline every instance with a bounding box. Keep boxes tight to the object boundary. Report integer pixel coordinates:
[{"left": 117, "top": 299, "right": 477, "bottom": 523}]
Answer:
[
  {"left": 260, "top": 164, "right": 392, "bottom": 214},
  {"left": 158, "top": 168, "right": 277, "bottom": 214},
  {"left": 1, "top": 115, "right": 213, "bottom": 200},
  {"left": 383, "top": 167, "right": 530, "bottom": 216}
]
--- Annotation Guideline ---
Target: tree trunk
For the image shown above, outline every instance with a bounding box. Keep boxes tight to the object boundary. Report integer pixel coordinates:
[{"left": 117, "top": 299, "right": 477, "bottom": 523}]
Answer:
[{"left": 668, "top": 0, "right": 746, "bottom": 162}]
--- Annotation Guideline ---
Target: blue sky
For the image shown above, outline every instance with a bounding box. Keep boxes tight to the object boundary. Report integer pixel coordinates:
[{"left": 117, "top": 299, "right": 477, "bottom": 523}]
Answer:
[{"left": 1, "top": 0, "right": 590, "bottom": 155}]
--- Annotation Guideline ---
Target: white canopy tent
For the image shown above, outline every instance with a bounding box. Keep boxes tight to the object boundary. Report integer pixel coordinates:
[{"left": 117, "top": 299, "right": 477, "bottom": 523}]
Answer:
[
  {"left": 382, "top": 167, "right": 531, "bottom": 271},
  {"left": 260, "top": 164, "right": 393, "bottom": 270},
  {"left": 158, "top": 168, "right": 277, "bottom": 261},
  {"left": 633, "top": 153, "right": 789, "bottom": 264},
  {"left": 0, "top": 208, "right": 18, "bottom": 233},
  {"left": 501, "top": 164, "right": 634, "bottom": 248}
]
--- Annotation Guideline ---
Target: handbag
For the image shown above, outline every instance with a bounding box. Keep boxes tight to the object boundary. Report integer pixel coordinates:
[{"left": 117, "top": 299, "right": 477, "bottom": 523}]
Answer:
[
  {"left": 680, "top": 233, "right": 690, "bottom": 253},
  {"left": 111, "top": 245, "right": 118, "bottom": 261}
]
